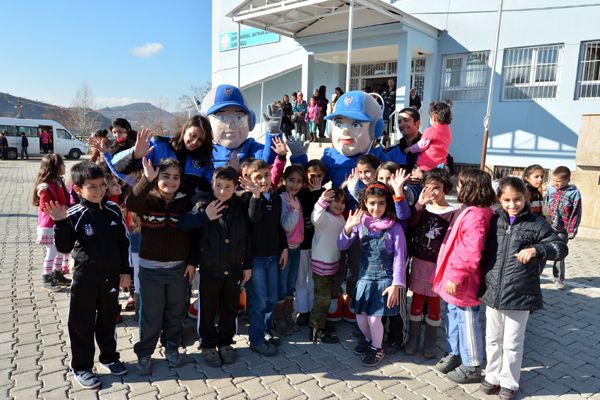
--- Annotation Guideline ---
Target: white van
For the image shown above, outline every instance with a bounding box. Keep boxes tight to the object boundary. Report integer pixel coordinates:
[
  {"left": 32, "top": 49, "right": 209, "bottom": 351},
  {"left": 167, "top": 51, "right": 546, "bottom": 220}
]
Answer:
[{"left": 0, "top": 117, "right": 88, "bottom": 160}]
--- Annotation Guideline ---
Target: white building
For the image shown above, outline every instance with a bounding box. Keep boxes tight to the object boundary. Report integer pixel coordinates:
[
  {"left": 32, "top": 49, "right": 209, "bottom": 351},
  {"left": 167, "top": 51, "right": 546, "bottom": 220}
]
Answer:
[{"left": 212, "top": 0, "right": 600, "bottom": 171}]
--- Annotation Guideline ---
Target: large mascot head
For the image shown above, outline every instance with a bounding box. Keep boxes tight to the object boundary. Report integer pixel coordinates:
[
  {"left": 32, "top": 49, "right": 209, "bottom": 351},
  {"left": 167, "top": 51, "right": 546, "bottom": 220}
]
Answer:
[
  {"left": 201, "top": 84, "right": 256, "bottom": 149},
  {"left": 325, "top": 91, "right": 384, "bottom": 157}
]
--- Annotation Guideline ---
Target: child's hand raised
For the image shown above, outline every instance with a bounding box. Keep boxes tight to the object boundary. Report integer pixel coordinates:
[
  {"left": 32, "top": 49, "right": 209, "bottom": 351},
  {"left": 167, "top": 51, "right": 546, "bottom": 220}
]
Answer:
[
  {"left": 382, "top": 285, "right": 400, "bottom": 308},
  {"left": 142, "top": 157, "right": 159, "bottom": 182},
  {"left": 133, "top": 128, "right": 154, "bottom": 160},
  {"left": 44, "top": 201, "right": 68, "bottom": 221},
  {"left": 205, "top": 200, "right": 227, "bottom": 220},
  {"left": 308, "top": 174, "right": 323, "bottom": 191},
  {"left": 515, "top": 247, "right": 536, "bottom": 264},
  {"left": 227, "top": 151, "right": 241, "bottom": 172},
  {"left": 285, "top": 192, "right": 300, "bottom": 212},
  {"left": 89, "top": 137, "right": 110, "bottom": 153},
  {"left": 319, "top": 189, "right": 336, "bottom": 203},
  {"left": 239, "top": 176, "right": 262, "bottom": 198},
  {"left": 390, "top": 168, "right": 410, "bottom": 197},
  {"left": 344, "top": 209, "right": 364, "bottom": 234},
  {"left": 271, "top": 137, "right": 287, "bottom": 157},
  {"left": 418, "top": 185, "right": 436, "bottom": 206}
]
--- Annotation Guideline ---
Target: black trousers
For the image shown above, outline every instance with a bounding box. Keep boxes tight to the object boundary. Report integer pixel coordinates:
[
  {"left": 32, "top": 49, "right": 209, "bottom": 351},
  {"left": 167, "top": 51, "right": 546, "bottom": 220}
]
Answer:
[
  {"left": 199, "top": 272, "right": 241, "bottom": 348},
  {"left": 134, "top": 264, "right": 189, "bottom": 358},
  {"left": 335, "top": 238, "right": 360, "bottom": 298},
  {"left": 68, "top": 279, "right": 120, "bottom": 372},
  {"left": 386, "top": 315, "right": 405, "bottom": 343}
]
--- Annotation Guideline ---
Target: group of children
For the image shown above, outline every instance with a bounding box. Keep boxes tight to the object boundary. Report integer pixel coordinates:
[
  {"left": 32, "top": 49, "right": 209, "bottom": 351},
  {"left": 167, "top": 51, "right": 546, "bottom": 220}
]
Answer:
[{"left": 32, "top": 104, "right": 581, "bottom": 399}]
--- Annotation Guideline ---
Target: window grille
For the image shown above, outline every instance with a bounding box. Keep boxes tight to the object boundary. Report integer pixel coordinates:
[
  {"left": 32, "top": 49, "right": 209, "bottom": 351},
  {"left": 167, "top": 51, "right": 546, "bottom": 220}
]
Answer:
[
  {"left": 575, "top": 40, "right": 600, "bottom": 99},
  {"left": 502, "top": 44, "right": 563, "bottom": 100},
  {"left": 411, "top": 58, "right": 426, "bottom": 98},
  {"left": 441, "top": 51, "right": 489, "bottom": 101}
]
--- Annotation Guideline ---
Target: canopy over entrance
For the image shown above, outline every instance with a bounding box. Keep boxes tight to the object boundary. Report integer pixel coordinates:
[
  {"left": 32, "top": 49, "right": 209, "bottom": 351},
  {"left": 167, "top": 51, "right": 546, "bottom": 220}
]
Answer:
[{"left": 226, "top": 0, "right": 438, "bottom": 39}]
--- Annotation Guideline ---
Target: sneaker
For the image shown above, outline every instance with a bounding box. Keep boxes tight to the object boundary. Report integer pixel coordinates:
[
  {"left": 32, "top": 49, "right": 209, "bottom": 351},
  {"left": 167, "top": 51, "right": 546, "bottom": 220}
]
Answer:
[
  {"left": 554, "top": 279, "right": 565, "bottom": 290},
  {"left": 311, "top": 328, "right": 340, "bottom": 344},
  {"left": 384, "top": 340, "right": 403, "bottom": 355},
  {"left": 188, "top": 302, "right": 198, "bottom": 319},
  {"left": 52, "top": 270, "right": 72, "bottom": 286},
  {"left": 136, "top": 356, "right": 152, "bottom": 376},
  {"left": 499, "top": 387, "right": 517, "bottom": 400},
  {"left": 219, "top": 345, "right": 238, "bottom": 364},
  {"left": 296, "top": 312, "right": 310, "bottom": 326},
  {"left": 124, "top": 297, "right": 135, "bottom": 312},
  {"left": 435, "top": 353, "right": 462, "bottom": 374},
  {"left": 362, "top": 346, "right": 385, "bottom": 367},
  {"left": 165, "top": 350, "right": 187, "bottom": 368},
  {"left": 249, "top": 342, "right": 278, "bottom": 357},
  {"left": 265, "top": 332, "right": 281, "bottom": 347},
  {"left": 353, "top": 339, "right": 372, "bottom": 355},
  {"left": 73, "top": 369, "right": 101, "bottom": 389},
  {"left": 447, "top": 364, "right": 482, "bottom": 384},
  {"left": 41, "top": 274, "right": 61, "bottom": 292},
  {"left": 202, "top": 348, "right": 222, "bottom": 367},
  {"left": 480, "top": 379, "right": 500, "bottom": 395},
  {"left": 100, "top": 360, "right": 127, "bottom": 376}
]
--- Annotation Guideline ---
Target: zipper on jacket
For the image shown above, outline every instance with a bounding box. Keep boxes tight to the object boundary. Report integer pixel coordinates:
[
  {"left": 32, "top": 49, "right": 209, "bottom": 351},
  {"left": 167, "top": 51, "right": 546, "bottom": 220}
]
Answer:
[{"left": 495, "top": 220, "right": 513, "bottom": 309}]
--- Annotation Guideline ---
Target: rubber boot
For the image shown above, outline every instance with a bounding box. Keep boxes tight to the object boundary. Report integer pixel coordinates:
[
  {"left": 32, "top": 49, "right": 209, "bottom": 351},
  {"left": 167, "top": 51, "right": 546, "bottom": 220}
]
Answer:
[
  {"left": 274, "top": 301, "right": 293, "bottom": 336},
  {"left": 404, "top": 318, "right": 422, "bottom": 355},
  {"left": 423, "top": 320, "right": 439, "bottom": 359},
  {"left": 285, "top": 296, "right": 300, "bottom": 332}
]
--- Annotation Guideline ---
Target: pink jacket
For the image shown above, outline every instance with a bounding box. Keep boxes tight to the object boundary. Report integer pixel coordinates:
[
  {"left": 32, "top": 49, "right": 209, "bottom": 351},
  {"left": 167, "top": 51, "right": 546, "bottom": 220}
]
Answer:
[
  {"left": 306, "top": 104, "right": 320, "bottom": 123},
  {"left": 412, "top": 123, "right": 452, "bottom": 171},
  {"left": 37, "top": 180, "right": 70, "bottom": 228},
  {"left": 433, "top": 205, "right": 493, "bottom": 307}
]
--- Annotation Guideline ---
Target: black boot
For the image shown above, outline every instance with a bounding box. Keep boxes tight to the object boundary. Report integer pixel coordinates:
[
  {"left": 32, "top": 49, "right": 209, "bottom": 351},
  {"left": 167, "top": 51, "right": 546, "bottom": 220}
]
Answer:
[
  {"left": 423, "top": 321, "right": 439, "bottom": 359},
  {"left": 404, "top": 319, "right": 422, "bottom": 355}
]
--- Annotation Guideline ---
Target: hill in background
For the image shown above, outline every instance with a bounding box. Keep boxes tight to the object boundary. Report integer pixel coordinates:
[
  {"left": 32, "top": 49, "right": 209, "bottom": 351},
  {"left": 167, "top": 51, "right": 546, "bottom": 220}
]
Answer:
[
  {"left": 0, "top": 92, "right": 111, "bottom": 135},
  {"left": 97, "top": 103, "right": 176, "bottom": 132}
]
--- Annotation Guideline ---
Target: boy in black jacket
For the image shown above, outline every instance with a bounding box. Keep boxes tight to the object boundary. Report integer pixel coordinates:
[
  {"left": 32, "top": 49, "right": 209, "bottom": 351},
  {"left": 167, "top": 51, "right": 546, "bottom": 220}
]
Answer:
[
  {"left": 178, "top": 167, "right": 260, "bottom": 367},
  {"left": 44, "top": 161, "right": 131, "bottom": 390},
  {"left": 239, "top": 160, "right": 288, "bottom": 356}
]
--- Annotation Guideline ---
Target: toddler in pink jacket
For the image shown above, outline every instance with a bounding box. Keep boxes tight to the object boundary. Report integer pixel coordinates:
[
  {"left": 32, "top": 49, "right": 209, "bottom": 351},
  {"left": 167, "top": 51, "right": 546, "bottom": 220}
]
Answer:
[
  {"left": 432, "top": 169, "right": 496, "bottom": 384},
  {"left": 407, "top": 101, "right": 452, "bottom": 171}
]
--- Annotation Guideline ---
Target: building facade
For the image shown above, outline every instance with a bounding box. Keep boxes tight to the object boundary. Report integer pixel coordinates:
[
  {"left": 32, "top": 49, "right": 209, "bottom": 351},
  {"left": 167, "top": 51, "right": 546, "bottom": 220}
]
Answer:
[{"left": 212, "top": 0, "right": 600, "bottom": 170}]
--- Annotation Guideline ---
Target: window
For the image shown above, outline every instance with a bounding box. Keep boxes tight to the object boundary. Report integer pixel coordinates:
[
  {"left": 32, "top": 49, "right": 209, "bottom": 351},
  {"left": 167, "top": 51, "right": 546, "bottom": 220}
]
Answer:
[
  {"left": 502, "top": 44, "right": 563, "bottom": 100},
  {"left": 575, "top": 40, "right": 600, "bottom": 99},
  {"left": 17, "top": 126, "right": 39, "bottom": 137},
  {"left": 56, "top": 129, "right": 72, "bottom": 140},
  {"left": 0, "top": 125, "right": 18, "bottom": 137},
  {"left": 441, "top": 51, "right": 489, "bottom": 101}
]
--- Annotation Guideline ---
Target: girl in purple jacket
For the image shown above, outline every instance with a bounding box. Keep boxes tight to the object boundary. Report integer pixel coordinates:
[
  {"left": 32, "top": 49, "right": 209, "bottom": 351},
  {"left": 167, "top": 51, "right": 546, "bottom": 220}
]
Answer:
[{"left": 338, "top": 183, "right": 407, "bottom": 367}]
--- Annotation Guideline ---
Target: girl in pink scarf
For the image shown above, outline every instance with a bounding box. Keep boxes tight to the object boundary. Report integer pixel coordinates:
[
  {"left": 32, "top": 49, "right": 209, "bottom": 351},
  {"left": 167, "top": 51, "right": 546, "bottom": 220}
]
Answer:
[{"left": 338, "top": 183, "right": 407, "bottom": 367}]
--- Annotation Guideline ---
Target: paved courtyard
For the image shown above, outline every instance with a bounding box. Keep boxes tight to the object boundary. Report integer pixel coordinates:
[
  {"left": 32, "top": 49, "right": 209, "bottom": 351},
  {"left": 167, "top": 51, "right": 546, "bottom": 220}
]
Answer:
[{"left": 1, "top": 158, "right": 599, "bottom": 400}]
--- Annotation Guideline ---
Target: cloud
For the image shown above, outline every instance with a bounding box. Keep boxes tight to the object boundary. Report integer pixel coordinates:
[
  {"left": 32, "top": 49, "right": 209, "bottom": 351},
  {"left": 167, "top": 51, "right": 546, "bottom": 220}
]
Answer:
[
  {"left": 95, "top": 97, "right": 140, "bottom": 108},
  {"left": 130, "top": 42, "right": 164, "bottom": 58}
]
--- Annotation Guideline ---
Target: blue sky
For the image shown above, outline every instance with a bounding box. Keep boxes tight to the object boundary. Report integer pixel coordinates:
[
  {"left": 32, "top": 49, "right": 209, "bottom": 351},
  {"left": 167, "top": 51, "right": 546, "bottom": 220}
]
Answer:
[{"left": 1, "top": 0, "right": 212, "bottom": 111}]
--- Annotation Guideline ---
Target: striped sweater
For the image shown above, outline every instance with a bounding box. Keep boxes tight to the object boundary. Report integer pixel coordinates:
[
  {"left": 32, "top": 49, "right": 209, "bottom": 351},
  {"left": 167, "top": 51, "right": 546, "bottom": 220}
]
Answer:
[{"left": 310, "top": 199, "right": 345, "bottom": 276}]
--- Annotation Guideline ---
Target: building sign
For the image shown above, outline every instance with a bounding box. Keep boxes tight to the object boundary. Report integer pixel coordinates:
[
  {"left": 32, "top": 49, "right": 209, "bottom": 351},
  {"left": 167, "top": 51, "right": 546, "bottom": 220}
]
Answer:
[{"left": 219, "top": 28, "right": 280, "bottom": 52}]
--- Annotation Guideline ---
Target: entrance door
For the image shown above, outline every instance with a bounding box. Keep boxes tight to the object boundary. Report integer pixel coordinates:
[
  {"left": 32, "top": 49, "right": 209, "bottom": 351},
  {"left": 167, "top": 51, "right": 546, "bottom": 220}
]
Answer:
[{"left": 410, "top": 58, "right": 426, "bottom": 99}]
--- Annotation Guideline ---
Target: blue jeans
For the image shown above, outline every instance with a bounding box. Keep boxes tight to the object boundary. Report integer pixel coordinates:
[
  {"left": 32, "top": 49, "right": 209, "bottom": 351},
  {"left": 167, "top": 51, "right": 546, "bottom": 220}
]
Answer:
[
  {"left": 445, "top": 303, "right": 483, "bottom": 367},
  {"left": 247, "top": 256, "right": 279, "bottom": 346},
  {"left": 278, "top": 248, "right": 300, "bottom": 300}
]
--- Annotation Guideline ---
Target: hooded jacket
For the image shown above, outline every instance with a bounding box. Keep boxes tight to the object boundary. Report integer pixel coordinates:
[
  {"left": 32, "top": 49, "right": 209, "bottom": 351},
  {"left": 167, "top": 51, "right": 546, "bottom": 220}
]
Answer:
[
  {"left": 480, "top": 208, "right": 568, "bottom": 311},
  {"left": 433, "top": 205, "right": 494, "bottom": 307},
  {"left": 544, "top": 184, "right": 582, "bottom": 237}
]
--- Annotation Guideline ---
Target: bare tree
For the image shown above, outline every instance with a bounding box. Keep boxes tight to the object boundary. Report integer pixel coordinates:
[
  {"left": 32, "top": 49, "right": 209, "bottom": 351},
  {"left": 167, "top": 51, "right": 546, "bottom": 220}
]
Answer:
[
  {"left": 69, "top": 83, "right": 100, "bottom": 137},
  {"left": 177, "top": 82, "right": 211, "bottom": 113}
]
